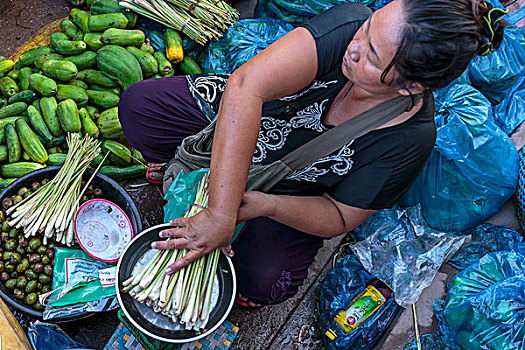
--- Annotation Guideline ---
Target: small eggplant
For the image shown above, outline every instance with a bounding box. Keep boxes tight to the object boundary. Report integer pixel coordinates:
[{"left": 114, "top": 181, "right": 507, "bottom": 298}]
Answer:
[
  {"left": 24, "top": 292, "right": 37, "bottom": 305},
  {"left": 16, "top": 276, "right": 28, "bottom": 289},
  {"left": 1, "top": 198, "right": 12, "bottom": 211},
  {"left": 13, "top": 289, "right": 24, "bottom": 300},
  {"left": 33, "top": 263, "right": 44, "bottom": 274},
  {"left": 5, "top": 279, "right": 16, "bottom": 290}
]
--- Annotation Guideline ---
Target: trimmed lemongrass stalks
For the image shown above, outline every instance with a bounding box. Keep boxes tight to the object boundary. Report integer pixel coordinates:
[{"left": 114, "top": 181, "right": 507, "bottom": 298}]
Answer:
[
  {"left": 7, "top": 133, "right": 102, "bottom": 246},
  {"left": 123, "top": 173, "right": 220, "bottom": 331},
  {"left": 119, "top": 0, "right": 239, "bottom": 45}
]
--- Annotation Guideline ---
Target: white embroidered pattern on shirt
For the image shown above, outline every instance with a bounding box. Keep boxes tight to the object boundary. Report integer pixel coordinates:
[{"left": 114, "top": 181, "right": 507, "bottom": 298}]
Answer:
[
  {"left": 188, "top": 75, "right": 228, "bottom": 105},
  {"left": 279, "top": 80, "right": 337, "bottom": 101},
  {"left": 285, "top": 141, "right": 355, "bottom": 182},
  {"left": 290, "top": 99, "right": 329, "bottom": 132},
  {"left": 252, "top": 116, "right": 292, "bottom": 163}
]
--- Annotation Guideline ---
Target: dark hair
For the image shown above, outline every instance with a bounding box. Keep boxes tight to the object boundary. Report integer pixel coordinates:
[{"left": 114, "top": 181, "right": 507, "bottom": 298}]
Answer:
[{"left": 381, "top": 0, "right": 507, "bottom": 90}]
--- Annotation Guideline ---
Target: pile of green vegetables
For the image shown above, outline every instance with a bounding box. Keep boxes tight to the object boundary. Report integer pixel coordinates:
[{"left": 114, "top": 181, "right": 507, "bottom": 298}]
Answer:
[{"left": 0, "top": 0, "right": 204, "bottom": 186}]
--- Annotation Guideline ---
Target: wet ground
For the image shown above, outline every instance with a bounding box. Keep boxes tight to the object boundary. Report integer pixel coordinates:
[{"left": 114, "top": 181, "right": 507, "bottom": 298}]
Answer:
[{"left": 1, "top": 0, "right": 525, "bottom": 349}]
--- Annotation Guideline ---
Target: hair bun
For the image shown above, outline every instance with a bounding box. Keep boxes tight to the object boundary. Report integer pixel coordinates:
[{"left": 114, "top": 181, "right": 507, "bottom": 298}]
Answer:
[{"left": 475, "top": 1, "right": 508, "bottom": 56}]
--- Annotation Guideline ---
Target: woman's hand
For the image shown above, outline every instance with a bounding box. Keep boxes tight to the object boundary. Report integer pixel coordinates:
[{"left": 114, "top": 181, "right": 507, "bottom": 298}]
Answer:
[
  {"left": 152, "top": 209, "right": 236, "bottom": 274},
  {"left": 236, "top": 191, "right": 276, "bottom": 223}
]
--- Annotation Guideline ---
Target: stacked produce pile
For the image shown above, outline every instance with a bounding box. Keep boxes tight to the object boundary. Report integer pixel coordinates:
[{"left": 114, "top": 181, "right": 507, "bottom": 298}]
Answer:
[
  {"left": 123, "top": 173, "right": 221, "bottom": 331},
  {"left": 0, "top": 0, "right": 203, "bottom": 186},
  {"left": 0, "top": 133, "right": 110, "bottom": 312}
]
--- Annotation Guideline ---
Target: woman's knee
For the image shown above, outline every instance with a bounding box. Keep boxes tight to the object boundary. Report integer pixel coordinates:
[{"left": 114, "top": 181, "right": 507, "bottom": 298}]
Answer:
[{"left": 235, "top": 259, "right": 304, "bottom": 305}]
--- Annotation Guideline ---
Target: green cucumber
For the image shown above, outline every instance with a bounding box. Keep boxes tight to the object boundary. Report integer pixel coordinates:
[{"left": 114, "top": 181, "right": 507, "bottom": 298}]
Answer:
[
  {"left": 18, "top": 68, "right": 33, "bottom": 91},
  {"left": 26, "top": 105, "right": 53, "bottom": 144},
  {"left": 0, "top": 102, "right": 27, "bottom": 119},
  {"left": 1, "top": 162, "right": 45, "bottom": 178},
  {"left": 19, "top": 46, "right": 52, "bottom": 67},
  {"left": 0, "top": 77, "right": 19, "bottom": 97},
  {"left": 8, "top": 91, "right": 35, "bottom": 105},
  {"left": 48, "top": 153, "right": 67, "bottom": 165},
  {"left": 56, "top": 84, "right": 88, "bottom": 106},
  {"left": 56, "top": 99, "right": 81, "bottom": 132},
  {"left": 29, "top": 74, "right": 57, "bottom": 97},
  {"left": 40, "top": 97, "right": 62, "bottom": 136},
  {"left": 79, "top": 107, "right": 99, "bottom": 138},
  {"left": 99, "top": 164, "right": 147, "bottom": 181},
  {"left": 86, "top": 90, "right": 119, "bottom": 108},
  {"left": 5, "top": 123, "right": 21, "bottom": 163}
]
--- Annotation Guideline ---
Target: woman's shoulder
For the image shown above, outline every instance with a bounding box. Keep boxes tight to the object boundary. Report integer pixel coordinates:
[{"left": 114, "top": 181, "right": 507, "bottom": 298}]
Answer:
[{"left": 299, "top": 3, "right": 372, "bottom": 39}]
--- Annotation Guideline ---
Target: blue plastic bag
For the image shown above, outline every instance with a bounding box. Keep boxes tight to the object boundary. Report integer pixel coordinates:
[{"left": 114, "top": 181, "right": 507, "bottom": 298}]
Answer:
[
  {"left": 255, "top": 0, "right": 374, "bottom": 26},
  {"left": 400, "top": 84, "right": 519, "bottom": 232},
  {"left": 493, "top": 74, "right": 525, "bottom": 135},
  {"left": 448, "top": 224, "right": 524, "bottom": 270},
  {"left": 318, "top": 254, "right": 401, "bottom": 350},
  {"left": 467, "top": 26, "right": 525, "bottom": 105},
  {"left": 200, "top": 18, "right": 293, "bottom": 74},
  {"left": 434, "top": 250, "right": 525, "bottom": 350},
  {"left": 28, "top": 321, "right": 89, "bottom": 350}
]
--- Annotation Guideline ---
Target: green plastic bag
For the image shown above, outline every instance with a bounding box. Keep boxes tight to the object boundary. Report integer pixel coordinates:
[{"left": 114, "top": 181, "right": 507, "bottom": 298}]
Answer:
[
  {"left": 163, "top": 168, "right": 244, "bottom": 242},
  {"left": 42, "top": 248, "right": 116, "bottom": 308}
]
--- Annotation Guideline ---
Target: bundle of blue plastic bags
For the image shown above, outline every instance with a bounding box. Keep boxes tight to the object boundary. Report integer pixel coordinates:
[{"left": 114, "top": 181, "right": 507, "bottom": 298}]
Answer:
[
  {"left": 200, "top": 18, "right": 293, "bottom": 74},
  {"left": 434, "top": 249, "right": 525, "bottom": 350},
  {"left": 400, "top": 84, "right": 518, "bottom": 232}
]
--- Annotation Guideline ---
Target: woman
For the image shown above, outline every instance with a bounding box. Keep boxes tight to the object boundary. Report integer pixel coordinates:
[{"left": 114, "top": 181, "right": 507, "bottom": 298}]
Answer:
[{"left": 119, "top": 0, "right": 506, "bottom": 306}]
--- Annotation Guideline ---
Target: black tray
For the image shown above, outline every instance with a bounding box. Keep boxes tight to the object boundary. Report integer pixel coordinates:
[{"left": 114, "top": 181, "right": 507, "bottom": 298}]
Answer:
[
  {"left": 116, "top": 223, "right": 236, "bottom": 343},
  {"left": 0, "top": 166, "right": 142, "bottom": 321}
]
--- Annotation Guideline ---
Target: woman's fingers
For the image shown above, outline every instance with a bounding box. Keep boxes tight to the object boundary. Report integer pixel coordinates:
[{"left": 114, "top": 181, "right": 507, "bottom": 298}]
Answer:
[
  {"left": 158, "top": 227, "right": 184, "bottom": 239},
  {"left": 151, "top": 237, "right": 189, "bottom": 250},
  {"left": 165, "top": 250, "right": 202, "bottom": 274},
  {"left": 221, "top": 244, "right": 234, "bottom": 257}
]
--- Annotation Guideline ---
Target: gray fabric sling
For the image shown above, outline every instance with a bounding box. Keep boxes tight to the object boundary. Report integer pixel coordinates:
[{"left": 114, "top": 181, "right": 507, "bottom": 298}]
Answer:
[{"left": 163, "top": 93, "right": 421, "bottom": 194}]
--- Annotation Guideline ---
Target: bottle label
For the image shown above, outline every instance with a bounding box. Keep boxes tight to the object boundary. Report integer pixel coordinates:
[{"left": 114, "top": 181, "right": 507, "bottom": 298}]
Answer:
[{"left": 333, "top": 285, "right": 386, "bottom": 333}]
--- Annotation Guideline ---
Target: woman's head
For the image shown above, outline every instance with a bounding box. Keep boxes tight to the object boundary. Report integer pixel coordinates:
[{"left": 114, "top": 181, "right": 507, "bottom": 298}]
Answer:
[{"left": 343, "top": 0, "right": 507, "bottom": 96}]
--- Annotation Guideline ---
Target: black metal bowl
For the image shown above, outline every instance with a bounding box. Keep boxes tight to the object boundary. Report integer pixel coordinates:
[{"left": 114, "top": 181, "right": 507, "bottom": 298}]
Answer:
[
  {"left": 116, "top": 223, "right": 236, "bottom": 343},
  {"left": 0, "top": 166, "right": 142, "bottom": 321}
]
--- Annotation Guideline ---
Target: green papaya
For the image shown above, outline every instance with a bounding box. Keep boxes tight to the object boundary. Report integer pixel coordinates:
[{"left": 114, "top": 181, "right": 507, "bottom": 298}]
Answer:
[{"left": 97, "top": 45, "right": 142, "bottom": 90}]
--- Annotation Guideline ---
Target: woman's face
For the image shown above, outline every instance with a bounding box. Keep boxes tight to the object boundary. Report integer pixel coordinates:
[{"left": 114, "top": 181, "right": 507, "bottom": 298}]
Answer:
[{"left": 342, "top": 0, "right": 406, "bottom": 96}]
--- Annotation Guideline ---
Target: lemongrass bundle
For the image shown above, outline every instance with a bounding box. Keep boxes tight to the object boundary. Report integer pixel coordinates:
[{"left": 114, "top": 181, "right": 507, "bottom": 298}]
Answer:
[
  {"left": 119, "top": 0, "right": 239, "bottom": 45},
  {"left": 6, "top": 133, "right": 102, "bottom": 246},
  {"left": 123, "top": 173, "right": 220, "bottom": 331}
]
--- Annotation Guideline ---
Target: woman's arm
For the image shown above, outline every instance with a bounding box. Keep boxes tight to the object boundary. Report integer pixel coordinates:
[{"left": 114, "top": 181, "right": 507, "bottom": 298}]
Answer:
[
  {"left": 237, "top": 192, "right": 376, "bottom": 237},
  {"left": 155, "top": 28, "right": 321, "bottom": 273}
]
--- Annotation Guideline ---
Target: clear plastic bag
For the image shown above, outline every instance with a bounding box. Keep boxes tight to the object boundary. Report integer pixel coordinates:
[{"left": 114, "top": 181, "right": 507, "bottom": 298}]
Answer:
[
  {"left": 448, "top": 223, "right": 525, "bottom": 270},
  {"left": 467, "top": 26, "right": 525, "bottom": 105},
  {"left": 434, "top": 250, "right": 525, "bottom": 350},
  {"left": 351, "top": 205, "right": 469, "bottom": 308},
  {"left": 400, "top": 84, "right": 519, "bottom": 232},
  {"left": 200, "top": 18, "right": 293, "bottom": 74},
  {"left": 318, "top": 254, "right": 401, "bottom": 350},
  {"left": 42, "top": 248, "right": 118, "bottom": 320}
]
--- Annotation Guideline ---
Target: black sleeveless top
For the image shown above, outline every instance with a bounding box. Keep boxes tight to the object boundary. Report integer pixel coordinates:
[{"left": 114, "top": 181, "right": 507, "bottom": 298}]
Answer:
[{"left": 186, "top": 3, "right": 436, "bottom": 210}]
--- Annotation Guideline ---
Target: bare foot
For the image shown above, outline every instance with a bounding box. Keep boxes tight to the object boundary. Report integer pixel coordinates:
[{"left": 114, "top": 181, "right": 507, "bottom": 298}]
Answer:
[
  {"left": 236, "top": 292, "right": 262, "bottom": 308},
  {"left": 147, "top": 163, "right": 167, "bottom": 182}
]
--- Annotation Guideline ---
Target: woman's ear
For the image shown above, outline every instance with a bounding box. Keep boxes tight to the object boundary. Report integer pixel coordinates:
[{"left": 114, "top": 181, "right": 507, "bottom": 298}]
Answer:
[{"left": 398, "top": 82, "right": 426, "bottom": 96}]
